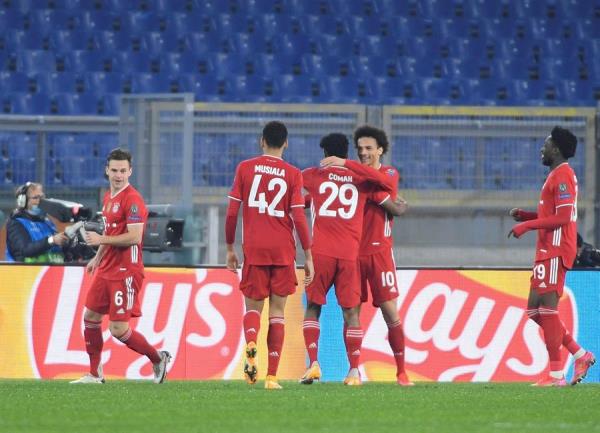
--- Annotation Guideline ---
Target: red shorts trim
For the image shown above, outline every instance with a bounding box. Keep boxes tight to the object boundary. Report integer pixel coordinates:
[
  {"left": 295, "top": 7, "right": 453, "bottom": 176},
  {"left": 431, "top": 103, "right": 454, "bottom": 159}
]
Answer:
[
  {"left": 306, "top": 253, "right": 360, "bottom": 309},
  {"left": 239, "top": 263, "right": 297, "bottom": 300},
  {"left": 359, "top": 249, "right": 399, "bottom": 307},
  {"left": 85, "top": 273, "right": 143, "bottom": 321},
  {"left": 530, "top": 257, "right": 566, "bottom": 297}
]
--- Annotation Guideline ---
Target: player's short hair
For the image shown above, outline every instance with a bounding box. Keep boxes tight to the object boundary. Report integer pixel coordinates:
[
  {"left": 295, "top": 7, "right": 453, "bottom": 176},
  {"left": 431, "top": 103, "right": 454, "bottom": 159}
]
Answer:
[
  {"left": 320, "top": 133, "right": 349, "bottom": 158},
  {"left": 262, "top": 121, "right": 288, "bottom": 149},
  {"left": 106, "top": 148, "right": 132, "bottom": 166},
  {"left": 551, "top": 126, "right": 577, "bottom": 159},
  {"left": 353, "top": 125, "right": 389, "bottom": 155}
]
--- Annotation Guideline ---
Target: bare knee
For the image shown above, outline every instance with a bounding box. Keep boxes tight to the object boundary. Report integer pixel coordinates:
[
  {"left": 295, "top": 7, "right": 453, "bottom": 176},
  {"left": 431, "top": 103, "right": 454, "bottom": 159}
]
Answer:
[
  {"left": 108, "top": 321, "right": 129, "bottom": 338},
  {"left": 342, "top": 307, "right": 360, "bottom": 327},
  {"left": 83, "top": 308, "right": 103, "bottom": 322}
]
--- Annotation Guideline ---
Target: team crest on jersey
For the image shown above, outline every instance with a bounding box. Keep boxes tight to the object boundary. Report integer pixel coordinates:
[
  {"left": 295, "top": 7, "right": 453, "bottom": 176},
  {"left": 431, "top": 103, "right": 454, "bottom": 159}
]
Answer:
[
  {"left": 112, "top": 202, "right": 120, "bottom": 213},
  {"left": 386, "top": 169, "right": 395, "bottom": 176},
  {"left": 559, "top": 183, "right": 567, "bottom": 192}
]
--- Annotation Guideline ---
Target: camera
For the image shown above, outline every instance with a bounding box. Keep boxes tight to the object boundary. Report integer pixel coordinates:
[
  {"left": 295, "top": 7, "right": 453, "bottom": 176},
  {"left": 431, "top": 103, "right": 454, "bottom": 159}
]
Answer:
[
  {"left": 39, "top": 197, "right": 100, "bottom": 261},
  {"left": 576, "top": 244, "right": 600, "bottom": 268}
]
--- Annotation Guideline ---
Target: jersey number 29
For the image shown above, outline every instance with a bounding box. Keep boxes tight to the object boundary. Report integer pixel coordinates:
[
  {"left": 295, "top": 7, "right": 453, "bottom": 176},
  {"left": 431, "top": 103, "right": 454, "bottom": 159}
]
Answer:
[{"left": 318, "top": 181, "right": 358, "bottom": 219}]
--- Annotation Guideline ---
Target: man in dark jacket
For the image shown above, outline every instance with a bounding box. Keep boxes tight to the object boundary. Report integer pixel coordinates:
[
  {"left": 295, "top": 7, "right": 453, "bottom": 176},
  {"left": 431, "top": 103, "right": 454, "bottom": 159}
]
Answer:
[
  {"left": 5, "top": 182, "right": 67, "bottom": 263},
  {"left": 574, "top": 233, "right": 600, "bottom": 268}
]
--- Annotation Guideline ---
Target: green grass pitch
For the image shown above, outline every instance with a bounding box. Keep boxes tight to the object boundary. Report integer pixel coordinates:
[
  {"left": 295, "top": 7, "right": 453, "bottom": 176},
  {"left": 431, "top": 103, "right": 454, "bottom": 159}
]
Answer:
[{"left": 1, "top": 380, "right": 599, "bottom": 433}]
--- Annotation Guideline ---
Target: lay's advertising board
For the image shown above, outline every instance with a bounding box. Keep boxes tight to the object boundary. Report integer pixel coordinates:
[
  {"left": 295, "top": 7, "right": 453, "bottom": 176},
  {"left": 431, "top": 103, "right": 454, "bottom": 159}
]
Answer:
[{"left": 0, "top": 265, "right": 598, "bottom": 382}]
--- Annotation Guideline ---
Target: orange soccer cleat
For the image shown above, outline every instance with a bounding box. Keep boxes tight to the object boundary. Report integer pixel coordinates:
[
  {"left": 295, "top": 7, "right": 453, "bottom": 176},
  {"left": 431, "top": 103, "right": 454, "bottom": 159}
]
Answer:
[
  {"left": 244, "top": 342, "right": 258, "bottom": 385},
  {"left": 396, "top": 372, "right": 414, "bottom": 387},
  {"left": 571, "top": 351, "right": 596, "bottom": 385},
  {"left": 264, "top": 375, "right": 283, "bottom": 390},
  {"left": 531, "top": 374, "right": 567, "bottom": 387},
  {"left": 343, "top": 368, "right": 362, "bottom": 386},
  {"left": 299, "top": 361, "right": 322, "bottom": 385}
]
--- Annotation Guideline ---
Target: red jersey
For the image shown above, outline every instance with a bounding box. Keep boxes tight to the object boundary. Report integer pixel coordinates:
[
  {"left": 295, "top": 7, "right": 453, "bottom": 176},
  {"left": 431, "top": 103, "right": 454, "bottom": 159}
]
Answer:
[
  {"left": 360, "top": 164, "right": 399, "bottom": 256},
  {"left": 303, "top": 165, "right": 390, "bottom": 261},
  {"left": 535, "top": 162, "right": 578, "bottom": 268},
  {"left": 228, "top": 155, "right": 305, "bottom": 266},
  {"left": 97, "top": 184, "right": 148, "bottom": 280}
]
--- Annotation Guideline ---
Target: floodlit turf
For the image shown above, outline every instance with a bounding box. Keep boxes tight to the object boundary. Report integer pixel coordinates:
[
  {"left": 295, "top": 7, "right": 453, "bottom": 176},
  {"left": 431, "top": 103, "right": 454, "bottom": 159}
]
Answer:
[{"left": 1, "top": 380, "right": 600, "bottom": 433}]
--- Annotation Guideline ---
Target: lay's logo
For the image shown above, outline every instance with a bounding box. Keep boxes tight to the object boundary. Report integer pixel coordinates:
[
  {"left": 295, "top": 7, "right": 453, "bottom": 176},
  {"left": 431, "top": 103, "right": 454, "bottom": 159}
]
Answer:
[
  {"left": 29, "top": 267, "right": 244, "bottom": 380},
  {"left": 361, "top": 269, "right": 576, "bottom": 382}
]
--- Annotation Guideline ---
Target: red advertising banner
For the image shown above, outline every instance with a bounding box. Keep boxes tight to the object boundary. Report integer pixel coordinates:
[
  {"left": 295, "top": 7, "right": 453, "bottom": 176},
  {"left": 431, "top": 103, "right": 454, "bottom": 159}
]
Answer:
[{"left": 0, "top": 266, "right": 577, "bottom": 382}]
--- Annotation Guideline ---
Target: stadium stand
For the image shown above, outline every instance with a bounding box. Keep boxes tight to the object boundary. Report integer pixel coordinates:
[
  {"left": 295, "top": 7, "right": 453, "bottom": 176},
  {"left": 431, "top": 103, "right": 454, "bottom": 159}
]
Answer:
[{"left": 0, "top": 0, "right": 595, "bottom": 191}]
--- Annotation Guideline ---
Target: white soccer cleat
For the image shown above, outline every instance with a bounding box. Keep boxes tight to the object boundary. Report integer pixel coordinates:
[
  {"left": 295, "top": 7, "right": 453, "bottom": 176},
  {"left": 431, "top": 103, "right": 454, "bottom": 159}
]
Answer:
[
  {"left": 153, "top": 350, "right": 172, "bottom": 384},
  {"left": 70, "top": 364, "right": 105, "bottom": 384}
]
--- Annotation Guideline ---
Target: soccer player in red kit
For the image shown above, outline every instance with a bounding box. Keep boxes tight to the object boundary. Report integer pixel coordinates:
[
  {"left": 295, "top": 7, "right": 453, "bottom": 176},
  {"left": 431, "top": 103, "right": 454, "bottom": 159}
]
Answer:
[
  {"left": 509, "top": 126, "right": 595, "bottom": 386},
  {"left": 225, "top": 121, "right": 314, "bottom": 390},
  {"left": 300, "top": 133, "right": 399, "bottom": 386},
  {"left": 71, "top": 148, "right": 170, "bottom": 384},
  {"left": 352, "top": 125, "right": 413, "bottom": 386}
]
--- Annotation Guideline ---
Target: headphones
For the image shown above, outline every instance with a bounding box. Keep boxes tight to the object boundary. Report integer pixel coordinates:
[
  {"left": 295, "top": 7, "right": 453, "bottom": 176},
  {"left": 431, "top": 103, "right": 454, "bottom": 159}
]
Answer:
[{"left": 16, "top": 181, "right": 33, "bottom": 209}]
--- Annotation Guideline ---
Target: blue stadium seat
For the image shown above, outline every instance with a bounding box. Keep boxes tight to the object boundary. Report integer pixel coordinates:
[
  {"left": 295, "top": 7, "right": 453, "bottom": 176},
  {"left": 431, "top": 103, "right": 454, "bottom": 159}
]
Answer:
[
  {"left": 9, "top": 93, "right": 51, "bottom": 114},
  {"left": 111, "top": 51, "right": 152, "bottom": 73},
  {"left": 142, "top": 31, "right": 182, "bottom": 55},
  {"left": 348, "top": 15, "right": 386, "bottom": 37},
  {"left": 287, "top": 0, "right": 333, "bottom": 15},
  {"left": 304, "top": 14, "right": 349, "bottom": 36},
  {"left": 371, "top": 77, "right": 409, "bottom": 105},
  {"left": 19, "top": 50, "right": 57, "bottom": 74},
  {"left": 64, "top": 50, "right": 105, "bottom": 73},
  {"left": 374, "top": 0, "right": 426, "bottom": 17},
  {"left": 84, "top": 71, "right": 123, "bottom": 94},
  {"left": 49, "top": 30, "right": 96, "bottom": 53},
  {"left": 326, "top": 76, "right": 370, "bottom": 104},
  {"left": 357, "top": 35, "right": 396, "bottom": 58},
  {"left": 47, "top": 134, "right": 88, "bottom": 158},
  {"left": 0, "top": 72, "right": 30, "bottom": 93},
  {"left": 183, "top": 32, "right": 221, "bottom": 54},
  {"left": 95, "top": 30, "right": 130, "bottom": 53},
  {"left": 274, "top": 75, "right": 318, "bottom": 103},
  {"left": 35, "top": 72, "right": 84, "bottom": 94},
  {"left": 125, "top": 11, "right": 163, "bottom": 34},
  {"left": 53, "top": 93, "right": 99, "bottom": 114},
  {"left": 131, "top": 73, "right": 171, "bottom": 93}
]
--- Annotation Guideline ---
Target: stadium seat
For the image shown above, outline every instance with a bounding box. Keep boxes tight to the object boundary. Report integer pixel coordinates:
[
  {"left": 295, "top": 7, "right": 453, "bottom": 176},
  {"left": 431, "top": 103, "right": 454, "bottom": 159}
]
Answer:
[
  {"left": 84, "top": 71, "right": 122, "bottom": 94},
  {"left": 325, "top": 76, "right": 371, "bottom": 104},
  {"left": 274, "top": 75, "right": 319, "bottom": 103},
  {"left": 131, "top": 73, "right": 171, "bottom": 93},
  {"left": 0, "top": 72, "right": 30, "bottom": 93},
  {"left": 64, "top": 50, "right": 106, "bottom": 73},
  {"left": 19, "top": 50, "right": 57, "bottom": 74}
]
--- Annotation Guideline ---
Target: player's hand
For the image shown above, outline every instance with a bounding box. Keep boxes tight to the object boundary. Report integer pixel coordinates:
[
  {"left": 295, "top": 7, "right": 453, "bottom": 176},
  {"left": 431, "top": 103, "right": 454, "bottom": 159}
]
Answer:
[
  {"left": 508, "top": 223, "right": 527, "bottom": 239},
  {"left": 509, "top": 208, "right": 522, "bottom": 221},
  {"left": 303, "top": 257, "right": 314, "bottom": 286},
  {"left": 226, "top": 250, "right": 239, "bottom": 273},
  {"left": 53, "top": 232, "right": 68, "bottom": 246},
  {"left": 320, "top": 156, "right": 346, "bottom": 168},
  {"left": 86, "top": 257, "right": 98, "bottom": 274},
  {"left": 395, "top": 197, "right": 408, "bottom": 215},
  {"left": 85, "top": 231, "right": 103, "bottom": 246}
]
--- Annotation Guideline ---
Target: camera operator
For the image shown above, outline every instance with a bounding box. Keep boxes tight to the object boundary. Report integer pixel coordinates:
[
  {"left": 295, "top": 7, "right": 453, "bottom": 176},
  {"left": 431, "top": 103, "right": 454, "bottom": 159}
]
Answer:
[
  {"left": 574, "top": 233, "right": 600, "bottom": 268},
  {"left": 5, "top": 182, "right": 67, "bottom": 263}
]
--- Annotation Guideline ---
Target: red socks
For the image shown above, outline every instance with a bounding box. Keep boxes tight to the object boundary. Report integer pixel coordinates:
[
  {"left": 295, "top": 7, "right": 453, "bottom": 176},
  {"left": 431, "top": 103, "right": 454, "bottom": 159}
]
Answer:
[
  {"left": 243, "top": 310, "right": 261, "bottom": 344},
  {"left": 117, "top": 328, "right": 161, "bottom": 364},
  {"left": 538, "top": 307, "right": 563, "bottom": 372},
  {"left": 388, "top": 320, "right": 406, "bottom": 375},
  {"left": 345, "top": 326, "right": 363, "bottom": 369},
  {"left": 267, "top": 316, "right": 285, "bottom": 376},
  {"left": 527, "top": 308, "right": 581, "bottom": 355},
  {"left": 84, "top": 319, "right": 103, "bottom": 377},
  {"left": 303, "top": 319, "right": 320, "bottom": 364}
]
